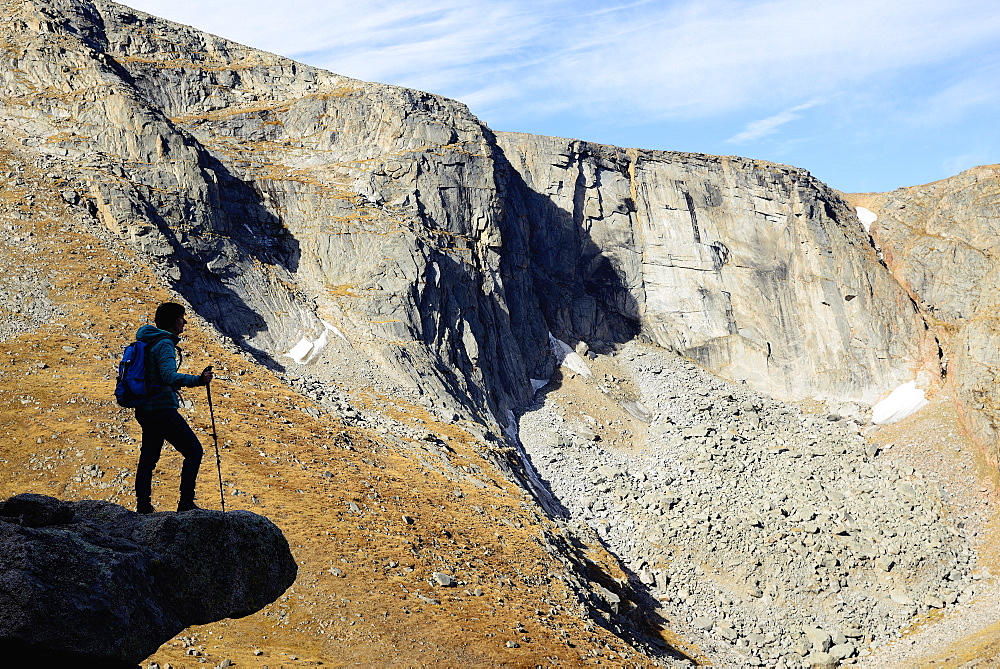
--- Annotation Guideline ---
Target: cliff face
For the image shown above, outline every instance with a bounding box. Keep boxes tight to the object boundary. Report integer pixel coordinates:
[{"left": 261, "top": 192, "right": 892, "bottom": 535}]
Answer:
[
  {"left": 497, "top": 134, "right": 927, "bottom": 403},
  {"left": 2, "top": 0, "right": 530, "bottom": 422},
  {"left": 0, "top": 0, "right": 929, "bottom": 429},
  {"left": 849, "top": 166, "right": 1000, "bottom": 454}
]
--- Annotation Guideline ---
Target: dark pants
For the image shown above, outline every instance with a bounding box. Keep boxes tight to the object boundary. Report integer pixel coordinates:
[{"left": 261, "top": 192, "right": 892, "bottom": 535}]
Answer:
[{"left": 135, "top": 409, "right": 203, "bottom": 506}]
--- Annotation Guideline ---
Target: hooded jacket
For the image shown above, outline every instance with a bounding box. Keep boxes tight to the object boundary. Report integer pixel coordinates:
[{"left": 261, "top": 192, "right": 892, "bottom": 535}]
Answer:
[{"left": 134, "top": 325, "right": 204, "bottom": 412}]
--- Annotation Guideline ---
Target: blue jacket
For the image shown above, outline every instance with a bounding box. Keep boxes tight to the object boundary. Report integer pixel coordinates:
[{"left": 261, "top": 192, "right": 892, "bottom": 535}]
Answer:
[{"left": 134, "top": 325, "right": 203, "bottom": 412}]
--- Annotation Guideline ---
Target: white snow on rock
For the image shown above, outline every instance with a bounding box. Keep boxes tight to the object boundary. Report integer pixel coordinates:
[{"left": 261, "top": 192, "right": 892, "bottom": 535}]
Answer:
[
  {"left": 324, "top": 320, "right": 349, "bottom": 342},
  {"left": 285, "top": 337, "right": 313, "bottom": 364},
  {"left": 871, "top": 381, "right": 928, "bottom": 425},
  {"left": 857, "top": 206, "right": 878, "bottom": 233},
  {"left": 284, "top": 321, "right": 343, "bottom": 364},
  {"left": 548, "top": 333, "right": 592, "bottom": 377},
  {"left": 531, "top": 378, "right": 550, "bottom": 393}
]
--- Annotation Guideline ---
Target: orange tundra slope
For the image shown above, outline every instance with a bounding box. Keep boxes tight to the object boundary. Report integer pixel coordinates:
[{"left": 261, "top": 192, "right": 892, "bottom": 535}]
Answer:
[{"left": 0, "top": 140, "right": 693, "bottom": 665}]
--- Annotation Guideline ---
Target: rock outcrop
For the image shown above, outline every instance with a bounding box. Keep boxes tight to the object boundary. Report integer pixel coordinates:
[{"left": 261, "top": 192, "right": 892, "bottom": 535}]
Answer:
[
  {"left": 0, "top": 0, "right": 930, "bottom": 432},
  {"left": 0, "top": 493, "right": 296, "bottom": 666},
  {"left": 849, "top": 165, "right": 1000, "bottom": 454}
]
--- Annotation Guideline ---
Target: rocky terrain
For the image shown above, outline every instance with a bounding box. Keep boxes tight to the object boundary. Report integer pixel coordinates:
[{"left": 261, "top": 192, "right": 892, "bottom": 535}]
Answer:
[
  {"left": 520, "top": 341, "right": 974, "bottom": 667},
  {"left": 2, "top": 0, "right": 1000, "bottom": 666},
  {"left": 0, "top": 134, "right": 671, "bottom": 665},
  {"left": 0, "top": 492, "right": 296, "bottom": 665}
]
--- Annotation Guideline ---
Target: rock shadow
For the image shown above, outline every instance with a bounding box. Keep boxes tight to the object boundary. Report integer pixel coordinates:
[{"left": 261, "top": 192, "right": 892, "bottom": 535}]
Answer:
[
  {"left": 493, "top": 136, "right": 642, "bottom": 362},
  {"left": 142, "top": 149, "right": 301, "bottom": 373}
]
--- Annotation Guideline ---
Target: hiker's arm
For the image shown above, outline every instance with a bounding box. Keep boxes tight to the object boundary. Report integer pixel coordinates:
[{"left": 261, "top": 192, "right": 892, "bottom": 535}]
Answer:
[{"left": 152, "top": 342, "right": 203, "bottom": 388}]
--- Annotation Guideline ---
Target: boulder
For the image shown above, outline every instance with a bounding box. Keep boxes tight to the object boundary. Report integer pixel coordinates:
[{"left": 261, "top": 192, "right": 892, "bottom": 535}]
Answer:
[{"left": 0, "top": 493, "right": 296, "bottom": 666}]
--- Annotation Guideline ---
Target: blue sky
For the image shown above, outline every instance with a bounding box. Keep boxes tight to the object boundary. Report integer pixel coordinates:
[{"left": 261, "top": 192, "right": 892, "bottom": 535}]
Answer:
[{"left": 123, "top": 0, "right": 1000, "bottom": 193}]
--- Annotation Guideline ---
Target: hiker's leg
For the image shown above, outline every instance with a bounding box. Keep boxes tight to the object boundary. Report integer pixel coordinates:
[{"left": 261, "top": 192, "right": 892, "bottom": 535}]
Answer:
[
  {"left": 134, "top": 410, "right": 165, "bottom": 511},
  {"left": 160, "top": 409, "right": 203, "bottom": 506}
]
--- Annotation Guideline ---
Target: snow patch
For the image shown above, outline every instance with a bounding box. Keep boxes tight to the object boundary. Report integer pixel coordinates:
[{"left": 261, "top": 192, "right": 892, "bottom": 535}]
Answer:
[
  {"left": 284, "top": 321, "right": 343, "bottom": 364},
  {"left": 323, "top": 319, "right": 349, "bottom": 342},
  {"left": 857, "top": 207, "right": 877, "bottom": 233},
  {"left": 871, "top": 381, "right": 928, "bottom": 425},
  {"left": 531, "top": 378, "right": 550, "bottom": 394},
  {"left": 304, "top": 328, "right": 329, "bottom": 364},
  {"left": 548, "top": 333, "right": 592, "bottom": 377},
  {"left": 285, "top": 337, "right": 314, "bottom": 364}
]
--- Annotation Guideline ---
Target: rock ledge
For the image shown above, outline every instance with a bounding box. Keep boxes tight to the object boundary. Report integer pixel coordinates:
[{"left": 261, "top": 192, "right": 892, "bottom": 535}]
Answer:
[{"left": 0, "top": 493, "right": 297, "bottom": 666}]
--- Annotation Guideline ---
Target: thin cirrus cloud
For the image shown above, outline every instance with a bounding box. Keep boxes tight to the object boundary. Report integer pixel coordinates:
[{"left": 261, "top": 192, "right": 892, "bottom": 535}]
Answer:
[
  {"left": 725, "top": 101, "right": 824, "bottom": 145},
  {"left": 113, "top": 0, "right": 1000, "bottom": 190},
  {"left": 122, "top": 0, "right": 1000, "bottom": 121},
  {"left": 520, "top": 0, "right": 1000, "bottom": 121}
]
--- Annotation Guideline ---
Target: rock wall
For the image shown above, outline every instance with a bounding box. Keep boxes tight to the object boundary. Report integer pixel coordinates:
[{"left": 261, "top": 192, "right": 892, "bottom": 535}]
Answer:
[
  {"left": 497, "top": 133, "right": 928, "bottom": 403},
  {"left": 1, "top": 0, "right": 538, "bottom": 422},
  {"left": 1, "top": 0, "right": 931, "bottom": 429},
  {"left": 850, "top": 165, "right": 1000, "bottom": 454}
]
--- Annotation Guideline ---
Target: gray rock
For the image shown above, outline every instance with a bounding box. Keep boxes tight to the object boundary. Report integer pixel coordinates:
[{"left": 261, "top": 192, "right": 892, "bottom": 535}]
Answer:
[
  {"left": 889, "top": 589, "right": 915, "bottom": 606},
  {"left": 432, "top": 572, "right": 456, "bottom": 587},
  {"left": 803, "top": 626, "right": 832, "bottom": 653},
  {"left": 0, "top": 493, "right": 295, "bottom": 666},
  {"left": 717, "top": 625, "right": 738, "bottom": 641},
  {"left": 829, "top": 642, "right": 855, "bottom": 661},
  {"left": 803, "top": 651, "right": 837, "bottom": 668}
]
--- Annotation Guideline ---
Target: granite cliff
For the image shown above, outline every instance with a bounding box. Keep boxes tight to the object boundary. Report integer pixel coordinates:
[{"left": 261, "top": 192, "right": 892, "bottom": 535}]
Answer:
[{"left": 848, "top": 166, "right": 1000, "bottom": 459}]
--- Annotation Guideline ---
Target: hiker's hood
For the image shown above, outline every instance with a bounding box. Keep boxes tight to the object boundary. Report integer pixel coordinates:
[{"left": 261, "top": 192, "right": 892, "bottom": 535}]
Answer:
[{"left": 136, "top": 325, "right": 178, "bottom": 343}]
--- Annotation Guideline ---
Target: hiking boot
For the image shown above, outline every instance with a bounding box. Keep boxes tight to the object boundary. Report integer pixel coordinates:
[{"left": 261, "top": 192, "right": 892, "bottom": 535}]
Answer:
[
  {"left": 136, "top": 502, "right": 154, "bottom": 515},
  {"left": 176, "top": 501, "right": 202, "bottom": 512}
]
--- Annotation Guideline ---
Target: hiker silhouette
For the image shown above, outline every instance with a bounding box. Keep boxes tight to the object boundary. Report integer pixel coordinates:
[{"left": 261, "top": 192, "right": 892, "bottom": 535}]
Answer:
[{"left": 132, "top": 302, "right": 213, "bottom": 513}]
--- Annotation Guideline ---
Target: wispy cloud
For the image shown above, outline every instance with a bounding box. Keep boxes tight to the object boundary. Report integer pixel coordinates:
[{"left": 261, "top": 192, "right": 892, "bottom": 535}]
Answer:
[
  {"left": 124, "top": 0, "right": 1000, "bottom": 122},
  {"left": 725, "top": 101, "right": 823, "bottom": 144},
  {"left": 121, "top": 0, "right": 1000, "bottom": 190},
  {"left": 943, "top": 152, "right": 996, "bottom": 177},
  {"left": 901, "top": 59, "right": 1000, "bottom": 127}
]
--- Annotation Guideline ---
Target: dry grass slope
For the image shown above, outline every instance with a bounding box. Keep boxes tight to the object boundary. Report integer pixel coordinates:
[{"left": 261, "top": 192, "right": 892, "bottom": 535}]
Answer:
[{"left": 0, "top": 141, "right": 675, "bottom": 665}]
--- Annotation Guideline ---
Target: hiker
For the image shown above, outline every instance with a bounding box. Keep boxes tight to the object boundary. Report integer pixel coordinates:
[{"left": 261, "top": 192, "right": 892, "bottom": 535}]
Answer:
[{"left": 133, "top": 302, "right": 213, "bottom": 513}]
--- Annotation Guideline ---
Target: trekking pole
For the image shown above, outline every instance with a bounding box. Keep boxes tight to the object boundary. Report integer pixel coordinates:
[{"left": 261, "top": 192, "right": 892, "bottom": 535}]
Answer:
[{"left": 204, "top": 366, "right": 225, "bottom": 513}]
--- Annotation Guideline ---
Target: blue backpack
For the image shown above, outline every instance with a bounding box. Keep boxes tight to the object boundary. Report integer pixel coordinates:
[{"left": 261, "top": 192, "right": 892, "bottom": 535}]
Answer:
[{"left": 115, "top": 335, "right": 170, "bottom": 408}]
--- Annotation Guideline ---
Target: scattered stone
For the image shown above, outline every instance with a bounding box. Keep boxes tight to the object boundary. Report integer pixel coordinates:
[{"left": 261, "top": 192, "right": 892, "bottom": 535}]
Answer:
[
  {"left": 432, "top": 572, "right": 456, "bottom": 587},
  {"left": 692, "top": 617, "right": 714, "bottom": 631},
  {"left": 803, "top": 650, "right": 837, "bottom": 668},
  {"left": 829, "top": 642, "right": 856, "bottom": 661}
]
